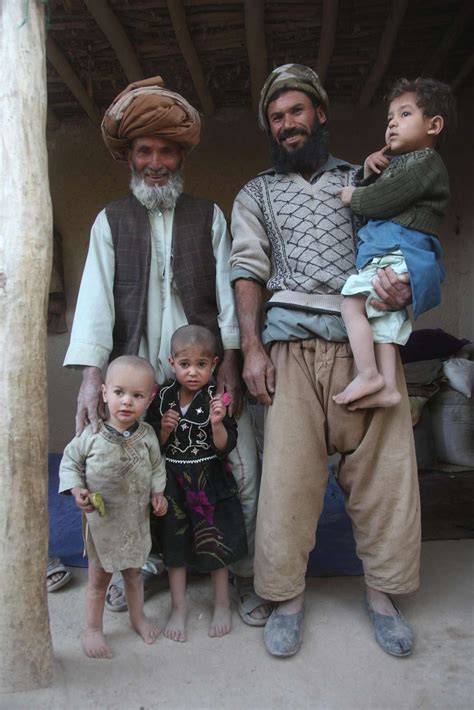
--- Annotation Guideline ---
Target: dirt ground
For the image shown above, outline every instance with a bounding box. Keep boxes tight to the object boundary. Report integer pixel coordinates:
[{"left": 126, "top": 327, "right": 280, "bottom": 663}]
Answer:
[{"left": 1, "top": 540, "right": 473, "bottom": 710}]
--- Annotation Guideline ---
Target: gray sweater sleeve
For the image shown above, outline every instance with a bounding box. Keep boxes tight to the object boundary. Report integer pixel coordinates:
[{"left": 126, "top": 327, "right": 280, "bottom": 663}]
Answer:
[{"left": 230, "top": 182, "right": 272, "bottom": 286}]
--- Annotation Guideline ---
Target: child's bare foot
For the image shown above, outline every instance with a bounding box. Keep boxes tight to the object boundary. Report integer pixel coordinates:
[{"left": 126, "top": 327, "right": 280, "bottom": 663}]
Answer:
[
  {"left": 132, "top": 615, "right": 161, "bottom": 644},
  {"left": 209, "top": 605, "right": 232, "bottom": 637},
  {"left": 333, "top": 372, "right": 384, "bottom": 405},
  {"left": 81, "top": 629, "right": 113, "bottom": 659},
  {"left": 347, "top": 385, "right": 401, "bottom": 410},
  {"left": 164, "top": 605, "right": 187, "bottom": 642}
]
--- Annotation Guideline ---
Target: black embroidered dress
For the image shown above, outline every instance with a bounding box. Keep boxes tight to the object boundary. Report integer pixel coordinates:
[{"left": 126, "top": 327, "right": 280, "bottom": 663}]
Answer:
[{"left": 149, "top": 381, "right": 248, "bottom": 572}]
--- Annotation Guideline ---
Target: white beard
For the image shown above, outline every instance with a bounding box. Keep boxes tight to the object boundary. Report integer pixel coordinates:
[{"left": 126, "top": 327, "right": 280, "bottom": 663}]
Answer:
[{"left": 130, "top": 167, "right": 184, "bottom": 211}]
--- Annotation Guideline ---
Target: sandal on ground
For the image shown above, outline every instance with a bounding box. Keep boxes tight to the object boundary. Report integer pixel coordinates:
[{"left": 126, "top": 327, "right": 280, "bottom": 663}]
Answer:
[
  {"left": 105, "top": 565, "right": 169, "bottom": 612},
  {"left": 264, "top": 606, "right": 305, "bottom": 657},
  {"left": 230, "top": 576, "right": 274, "bottom": 627},
  {"left": 364, "top": 592, "right": 413, "bottom": 657},
  {"left": 47, "top": 556, "right": 72, "bottom": 592}
]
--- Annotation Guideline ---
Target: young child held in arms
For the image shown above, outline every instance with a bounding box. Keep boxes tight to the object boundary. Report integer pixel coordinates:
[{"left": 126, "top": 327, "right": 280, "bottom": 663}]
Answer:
[
  {"left": 333, "top": 77, "right": 455, "bottom": 410},
  {"left": 147, "top": 325, "right": 247, "bottom": 642},
  {"left": 59, "top": 355, "right": 168, "bottom": 659}
]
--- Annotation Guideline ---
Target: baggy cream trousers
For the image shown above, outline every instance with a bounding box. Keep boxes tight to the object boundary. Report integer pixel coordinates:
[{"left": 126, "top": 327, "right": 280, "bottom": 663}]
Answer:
[
  {"left": 254, "top": 338, "right": 421, "bottom": 601},
  {"left": 228, "top": 401, "right": 260, "bottom": 578}
]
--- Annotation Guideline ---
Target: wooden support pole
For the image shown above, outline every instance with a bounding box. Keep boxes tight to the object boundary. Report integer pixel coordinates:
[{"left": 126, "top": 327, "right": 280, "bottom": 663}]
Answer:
[
  {"left": 83, "top": 0, "right": 144, "bottom": 83},
  {"left": 451, "top": 52, "right": 474, "bottom": 93},
  {"left": 46, "top": 36, "right": 102, "bottom": 124},
  {"left": 357, "top": 0, "right": 409, "bottom": 110},
  {"left": 423, "top": 0, "right": 474, "bottom": 78},
  {"left": 317, "top": 0, "right": 339, "bottom": 84},
  {"left": 244, "top": 0, "right": 268, "bottom": 111},
  {"left": 166, "top": 0, "right": 215, "bottom": 116},
  {"left": 0, "top": 0, "right": 54, "bottom": 691}
]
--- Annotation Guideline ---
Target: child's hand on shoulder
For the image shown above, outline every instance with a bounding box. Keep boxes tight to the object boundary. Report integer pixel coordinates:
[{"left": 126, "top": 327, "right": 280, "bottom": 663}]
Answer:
[
  {"left": 210, "top": 395, "right": 226, "bottom": 425},
  {"left": 339, "top": 186, "right": 355, "bottom": 206},
  {"left": 71, "top": 486, "right": 95, "bottom": 513},
  {"left": 151, "top": 492, "right": 168, "bottom": 517},
  {"left": 364, "top": 145, "right": 391, "bottom": 178}
]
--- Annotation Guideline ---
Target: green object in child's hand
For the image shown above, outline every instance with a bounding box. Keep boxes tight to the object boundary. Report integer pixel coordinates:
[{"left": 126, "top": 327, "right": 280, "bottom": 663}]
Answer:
[{"left": 90, "top": 491, "right": 106, "bottom": 516}]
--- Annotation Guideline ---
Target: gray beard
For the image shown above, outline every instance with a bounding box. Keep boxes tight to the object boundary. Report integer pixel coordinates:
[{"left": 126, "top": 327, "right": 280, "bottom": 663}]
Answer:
[{"left": 130, "top": 167, "right": 184, "bottom": 211}]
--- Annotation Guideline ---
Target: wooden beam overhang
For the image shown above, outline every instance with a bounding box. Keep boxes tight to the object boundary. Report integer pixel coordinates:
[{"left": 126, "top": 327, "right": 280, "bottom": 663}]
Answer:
[
  {"left": 83, "top": 0, "right": 144, "bottom": 83},
  {"left": 46, "top": 36, "right": 101, "bottom": 124},
  {"left": 166, "top": 0, "right": 215, "bottom": 116},
  {"left": 317, "top": 0, "right": 339, "bottom": 84},
  {"left": 422, "top": 0, "right": 474, "bottom": 78},
  {"left": 244, "top": 0, "right": 268, "bottom": 111},
  {"left": 452, "top": 52, "right": 474, "bottom": 93},
  {"left": 357, "top": 0, "right": 409, "bottom": 110}
]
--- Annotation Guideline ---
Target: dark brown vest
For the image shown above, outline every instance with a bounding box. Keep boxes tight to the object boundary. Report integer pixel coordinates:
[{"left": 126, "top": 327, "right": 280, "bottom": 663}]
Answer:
[{"left": 105, "top": 193, "right": 221, "bottom": 361}]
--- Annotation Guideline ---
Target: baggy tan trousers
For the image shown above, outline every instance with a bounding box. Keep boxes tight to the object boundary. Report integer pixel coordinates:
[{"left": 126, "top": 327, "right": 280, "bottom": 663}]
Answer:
[{"left": 254, "top": 338, "right": 421, "bottom": 602}]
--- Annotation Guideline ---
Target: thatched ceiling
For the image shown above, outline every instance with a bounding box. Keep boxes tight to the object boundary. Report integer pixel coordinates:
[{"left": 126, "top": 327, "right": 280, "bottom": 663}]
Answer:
[{"left": 46, "top": 0, "right": 474, "bottom": 126}]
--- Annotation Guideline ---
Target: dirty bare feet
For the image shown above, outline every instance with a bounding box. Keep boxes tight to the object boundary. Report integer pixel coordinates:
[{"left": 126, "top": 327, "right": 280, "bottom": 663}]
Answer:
[
  {"left": 333, "top": 372, "right": 385, "bottom": 405},
  {"left": 164, "top": 604, "right": 187, "bottom": 642},
  {"left": 132, "top": 615, "right": 161, "bottom": 644},
  {"left": 209, "top": 604, "right": 232, "bottom": 637},
  {"left": 347, "top": 385, "right": 401, "bottom": 410},
  {"left": 81, "top": 629, "right": 113, "bottom": 659}
]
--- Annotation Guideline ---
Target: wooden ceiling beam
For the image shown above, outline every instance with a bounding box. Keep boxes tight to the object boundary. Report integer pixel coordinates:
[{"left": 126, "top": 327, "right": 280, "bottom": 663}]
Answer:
[
  {"left": 244, "top": 0, "right": 268, "bottom": 111},
  {"left": 451, "top": 52, "right": 474, "bottom": 94},
  {"left": 166, "top": 0, "right": 215, "bottom": 116},
  {"left": 357, "top": 0, "right": 409, "bottom": 110},
  {"left": 83, "top": 0, "right": 144, "bottom": 83},
  {"left": 316, "top": 0, "right": 339, "bottom": 84},
  {"left": 423, "top": 0, "right": 474, "bottom": 78},
  {"left": 46, "top": 36, "right": 101, "bottom": 124}
]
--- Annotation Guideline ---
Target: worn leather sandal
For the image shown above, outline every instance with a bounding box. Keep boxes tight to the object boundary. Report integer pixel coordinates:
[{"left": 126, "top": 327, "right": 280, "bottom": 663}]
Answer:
[
  {"left": 364, "top": 592, "right": 413, "bottom": 657},
  {"left": 264, "top": 606, "right": 304, "bottom": 657}
]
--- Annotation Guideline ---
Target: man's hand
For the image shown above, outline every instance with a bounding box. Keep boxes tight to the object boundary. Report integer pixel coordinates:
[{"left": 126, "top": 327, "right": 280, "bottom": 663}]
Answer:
[
  {"left": 339, "top": 186, "right": 355, "bottom": 206},
  {"left": 364, "top": 145, "right": 391, "bottom": 178},
  {"left": 216, "top": 349, "right": 244, "bottom": 418},
  {"left": 370, "top": 268, "right": 411, "bottom": 312},
  {"left": 151, "top": 492, "right": 168, "bottom": 517},
  {"left": 242, "top": 345, "right": 275, "bottom": 406},
  {"left": 71, "top": 486, "right": 94, "bottom": 513},
  {"left": 159, "top": 409, "right": 180, "bottom": 445},
  {"left": 75, "top": 366, "right": 105, "bottom": 437}
]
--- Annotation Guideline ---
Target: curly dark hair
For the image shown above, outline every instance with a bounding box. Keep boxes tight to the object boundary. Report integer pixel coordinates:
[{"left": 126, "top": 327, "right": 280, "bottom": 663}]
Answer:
[{"left": 387, "top": 77, "right": 457, "bottom": 146}]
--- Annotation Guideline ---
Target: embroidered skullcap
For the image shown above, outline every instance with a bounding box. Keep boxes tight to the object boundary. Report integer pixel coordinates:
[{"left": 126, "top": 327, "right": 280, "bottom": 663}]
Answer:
[
  {"left": 101, "top": 75, "right": 201, "bottom": 161},
  {"left": 258, "top": 64, "right": 329, "bottom": 132}
]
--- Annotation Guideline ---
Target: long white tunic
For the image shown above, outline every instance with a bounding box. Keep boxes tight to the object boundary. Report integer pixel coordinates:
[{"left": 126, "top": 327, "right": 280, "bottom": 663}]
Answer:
[{"left": 64, "top": 203, "right": 240, "bottom": 383}]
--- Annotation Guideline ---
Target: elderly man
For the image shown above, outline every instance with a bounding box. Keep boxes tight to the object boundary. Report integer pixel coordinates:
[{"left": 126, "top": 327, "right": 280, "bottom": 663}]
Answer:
[
  {"left": 64, "top": 76, "right": 269, "bottom": 628},
  {"left": 230, "top": 64, "right": 420, "bottom": 657}
]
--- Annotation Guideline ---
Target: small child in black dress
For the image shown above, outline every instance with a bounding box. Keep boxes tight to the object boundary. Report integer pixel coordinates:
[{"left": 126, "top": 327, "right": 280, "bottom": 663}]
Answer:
[{"left": 149, "top": 325, "right": 247, "bottom": 641}]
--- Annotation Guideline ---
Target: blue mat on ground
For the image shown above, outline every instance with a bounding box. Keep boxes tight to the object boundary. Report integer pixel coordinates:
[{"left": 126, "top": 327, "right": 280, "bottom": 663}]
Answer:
[
  {"left": 48, "top": 456, "right": 362, "bottom": 575},
  {"left": 48, "top": 453, "right": 87, "bottom": 567},
  {"left": 307, "top": 468, "right": 363, "bottom": 577}
]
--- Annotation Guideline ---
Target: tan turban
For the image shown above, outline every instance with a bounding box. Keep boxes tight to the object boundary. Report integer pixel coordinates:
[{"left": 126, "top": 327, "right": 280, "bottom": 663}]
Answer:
[{"left": 101, "top": 76, "right": 201, "bottom": 161}]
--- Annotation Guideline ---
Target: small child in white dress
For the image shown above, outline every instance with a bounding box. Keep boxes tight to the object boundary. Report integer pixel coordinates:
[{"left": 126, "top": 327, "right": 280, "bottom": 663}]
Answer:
[{"left": 59, "top": 355, "right": 168, "bottom": 659}]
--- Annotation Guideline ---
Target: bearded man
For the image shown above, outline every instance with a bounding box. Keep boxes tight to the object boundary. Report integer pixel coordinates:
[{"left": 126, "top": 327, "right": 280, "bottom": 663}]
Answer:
[
  {"left": 230, "top": 64, "right": 421, "bottom": 657},
  {"left": 63, "top": 76, "right": 270, "bottom": 631}
]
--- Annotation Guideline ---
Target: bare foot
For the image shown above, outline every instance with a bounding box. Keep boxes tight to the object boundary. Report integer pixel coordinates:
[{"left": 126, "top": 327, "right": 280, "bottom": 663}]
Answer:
[
  {"left": 164, "top": 606, "right": 187, "bottom": 642},
  {"left": 81, "top": 629, "right": 113, "bottom": 659},
  {"left": 333, "top": 372, "right": 384, "bottom": 405},
  {"left": 347, "top": 386, "right": 401, "bottom": 410},
  {"left": 132, "top": 615, "right": 161, "bottom": 644},
  {"left": 209, "top": 605, "right": 232, "bottom": 637},
  {"left": 366, "top": 587, "right": 398, "bottom": 616}
]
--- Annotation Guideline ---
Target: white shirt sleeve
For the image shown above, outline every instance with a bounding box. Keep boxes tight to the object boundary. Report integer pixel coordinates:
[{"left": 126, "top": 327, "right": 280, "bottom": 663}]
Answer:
[
  {"left": 212, "top": 205, "right": 241, "bottom": 350},
  {"left": 63, "top": 210, "right": 116, "bottom": 369}
]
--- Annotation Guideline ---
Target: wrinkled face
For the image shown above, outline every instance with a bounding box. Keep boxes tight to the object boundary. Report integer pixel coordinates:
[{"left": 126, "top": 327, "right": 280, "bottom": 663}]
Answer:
[
  {"left": 267, "top": 90, "right": 327, "bottom": 151},
  {"left": 385, "top": 92, "right": 440, "bottom": 154},
  {"left": 169, "top": 346, "right": 218, "bottom": 395},
  {"left": 128, "top": 136, "right": 182, "bottom": 187},
  {"left": 102, "top": 363, "right": 155, "bottom": 432}
]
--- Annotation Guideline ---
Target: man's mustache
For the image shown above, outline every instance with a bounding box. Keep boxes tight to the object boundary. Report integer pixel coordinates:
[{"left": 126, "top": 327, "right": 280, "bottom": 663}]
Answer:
[
  {"left": 278, "top": 127, "right": 309, "bottom": 143},
  {"left": 143, "top": 168, "right": 169, "bottom": 178}
]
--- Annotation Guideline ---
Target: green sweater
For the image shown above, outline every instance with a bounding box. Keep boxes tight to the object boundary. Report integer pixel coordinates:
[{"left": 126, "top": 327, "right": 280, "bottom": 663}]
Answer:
[{"left": 351, "top": 148, "right": 449, "bottom": 237}]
